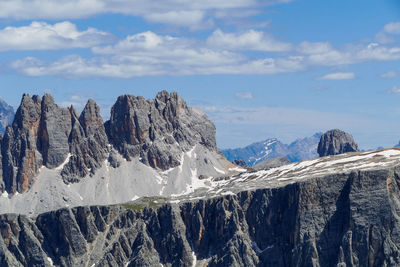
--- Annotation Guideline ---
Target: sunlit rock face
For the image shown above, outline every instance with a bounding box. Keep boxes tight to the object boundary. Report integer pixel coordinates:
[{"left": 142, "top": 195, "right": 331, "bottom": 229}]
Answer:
[
  {"left": 0, "top": 91, "right": 223, "bottom": 195},
  {"left": 106, "top": 90, "right": 217, "bottom": 170},
  {"left": 318, "top": 129, "right": 359, "bottom": 157}
]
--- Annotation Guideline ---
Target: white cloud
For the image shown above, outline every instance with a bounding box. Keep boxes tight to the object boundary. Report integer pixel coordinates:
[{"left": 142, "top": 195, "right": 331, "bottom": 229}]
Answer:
[
  {"left": 11, "top": 31, "right": 304, "bottom": 78},
  {"left": 317, "top": 72, "right": 355, "bottom": 80},
  {"left": 388, "top": 85, "right": 400, "bottom": 95},
  {"left": 0, "top": 21, "right": 111, "bottom": 51},
  {"left": 297, "top": 41, "right": 334, "bottom": 54},
  {"left": 381, "top": 70, "right": 399, "bottom": 78},
  {"left": 0, "top": 0, "right": 289, "bottom": 28},
  {"left": 207, "top": 29, "right": 292, "bottom": 52},
  {"left": 235, "top": 92, "right": 253, "bottom": 99},
  {"left": 8, "top": 27, "right": 400, "bottom": 78},
  {"left": 144, "top": 10, "right": 211, "bottom": 29},
  {"left": 384, "top": 22, "right": 400, "bottom": 34},
  {"left": 303, "top": 42, "right": 400, "bottom": 66}
]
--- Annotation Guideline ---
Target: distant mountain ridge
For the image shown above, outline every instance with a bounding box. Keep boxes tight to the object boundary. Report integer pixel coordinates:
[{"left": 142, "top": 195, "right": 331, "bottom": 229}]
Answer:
[
  {"left": 0, "top": 98, "right": 14, "bottom": 133},
  {"left": 222, "top": 132, "right": 322, "bottom": 166}
]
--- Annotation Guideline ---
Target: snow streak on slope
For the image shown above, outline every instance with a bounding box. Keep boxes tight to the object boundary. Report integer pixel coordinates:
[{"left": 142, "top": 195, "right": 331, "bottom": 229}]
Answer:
[
  {"left": 170, "top": 148, "right": 400, "bottom": 203},
  {"left": 0, "top": 145, "right": 235, "bottom": 216}
]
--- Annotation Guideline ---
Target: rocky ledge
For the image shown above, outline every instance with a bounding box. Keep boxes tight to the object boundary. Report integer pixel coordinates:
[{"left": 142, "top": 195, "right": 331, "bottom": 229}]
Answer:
[{"left": 1, "top": 149, "right": 400, "bottom": 266}]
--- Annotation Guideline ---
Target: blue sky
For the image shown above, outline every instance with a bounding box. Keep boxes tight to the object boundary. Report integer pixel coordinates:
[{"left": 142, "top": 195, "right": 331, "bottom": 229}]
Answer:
[{"left": 0, "top": 0, "right": 400, "bottom": 149}]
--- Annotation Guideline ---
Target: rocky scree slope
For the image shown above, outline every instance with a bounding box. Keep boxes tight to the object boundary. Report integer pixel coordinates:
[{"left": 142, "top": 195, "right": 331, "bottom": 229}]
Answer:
[
  {"left": 1, "top": 149, "right": 400, "bottom": 266},
  {"left": 318, "top": 129, "right": 359, "bottom": 157}
]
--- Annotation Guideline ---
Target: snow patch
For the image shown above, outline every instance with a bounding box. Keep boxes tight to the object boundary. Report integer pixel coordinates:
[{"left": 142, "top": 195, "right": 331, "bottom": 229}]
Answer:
[
  {"left": 252, "top": 241, "right": 274, "bottom": 254},
  {"left": 229, "top": 167, "right": 247, "bottom": 172},
  {"left": 47, "top": 257, "right": 54, "bottom": 266},
  {"left": 55, "top": 153, "right": 72, "bottom": 171},
  {"left": 192, "top": 251, "right": 197, "bottom": 267},
  {"left": 131, "top": 195, "right": 139, "bottom": 201},
  {"left": 213, "top": 166, "right": 225, "bottom": 174},
  {"left": 1, "top": 191, "right": 8, "bottom": 198},
  {"left": 154, "top": 175, "right": 163, "bottom": 185}
]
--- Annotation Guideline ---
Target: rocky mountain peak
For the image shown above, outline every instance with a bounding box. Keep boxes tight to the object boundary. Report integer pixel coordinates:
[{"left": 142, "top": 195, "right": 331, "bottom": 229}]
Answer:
[
  {"left": 39, "top": 93, "right": 72, "bottom": 168},
  {"left": 1, "top": 94, "right": 109, "bottom": 192},
  {"left": 317, "top": 129, "right": 359, "bottom": 157},
  {"left": 106, "top": 91, "right": 216, "bottom": 170},
  {"left": 0, "top": 91, "right": 221, "bottom": 193},
  {"left": 79, "top": 99, "right": 103, "bottom": 136},
  {"left": 13, "top": 93, "right": 41, "bottom": 129}
]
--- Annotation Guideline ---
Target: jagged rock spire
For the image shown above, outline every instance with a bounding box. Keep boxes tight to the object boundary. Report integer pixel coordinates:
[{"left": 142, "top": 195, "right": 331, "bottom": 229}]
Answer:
[{"left": 106, "top": 90, "right": 216, "bottom": 170}]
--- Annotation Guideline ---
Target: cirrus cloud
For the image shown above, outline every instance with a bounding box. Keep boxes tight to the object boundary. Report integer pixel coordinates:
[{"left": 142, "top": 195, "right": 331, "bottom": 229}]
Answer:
[{"left": 317, "top": 72, "right": 355, "bottom": 80}]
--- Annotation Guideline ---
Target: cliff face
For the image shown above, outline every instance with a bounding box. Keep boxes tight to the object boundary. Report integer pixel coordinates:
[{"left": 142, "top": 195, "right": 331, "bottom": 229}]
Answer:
[
  {"left": 0, "top": 94, "right": 110, "bottom": 193},
  {"left": 318, "top": 129, "right": 359, "bottom": 157},
  {"left": 106, "top": 91, "right": 217, "bottom": 170},
  {"left": 0, "top": 91, "right": 220, "bottom": 194},
  {"left": 1, "top": 166, "right": 400, "bottom": 267}
]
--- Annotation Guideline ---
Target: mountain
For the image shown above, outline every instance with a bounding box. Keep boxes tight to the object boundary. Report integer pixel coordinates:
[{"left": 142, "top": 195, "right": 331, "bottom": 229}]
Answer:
[
  {"left": 1, "top": 148, "right": 400, "bottom": 266},
  {"left": 0, "top": 98, "right": 14, "bottom": 134},
  {"left": 2, "top": 92, "right": 400, "bottom": 266},
  {"left": 222, "top": 132, "right": 322, "bottom": 166},
  {"left": 317, "top": 129, "right": 359, "bottom": 157},
  {"left": 252, "top": 156, "right": 291, "bottom": 170},
  {"left": 0, "top": 91, "right": 236, "bottom": 215}
]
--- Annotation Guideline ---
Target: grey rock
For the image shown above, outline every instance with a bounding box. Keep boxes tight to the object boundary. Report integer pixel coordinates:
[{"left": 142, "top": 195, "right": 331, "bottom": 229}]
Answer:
[
  {"left": 252, "top": 156, "right": 291, "bottom": 171},
  {"left": 0, "top": 91, "right": 223, "bottom": 194},
  {"left": 232, "top": 159, "right": 248, "bottom": 169},
  {"left": 0, "top": 94, "right": 110, "bottom": 192},
  {"left": 1, "top": 94, "right": 43, "bottom": 193},
  {"left": 318, "top": 129, "right": 359, "bottom": 157},
  {"left": 61, "top": 100, "right": 109, "bottom": 183},
  {"left": 38, "top": 94, "right": 72, "bottom": 168},
  {"left": 1, "top": 166, "right": 400, "bottom": 266},
  {"left": 106, "top": 91, "right": 217, "bottom": 170}
]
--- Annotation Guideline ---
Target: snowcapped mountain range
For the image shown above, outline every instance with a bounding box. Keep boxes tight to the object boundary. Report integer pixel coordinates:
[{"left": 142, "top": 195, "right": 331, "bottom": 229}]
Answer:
[{"left": 221, "top": 133, "right": 322, "bottom": 166}]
